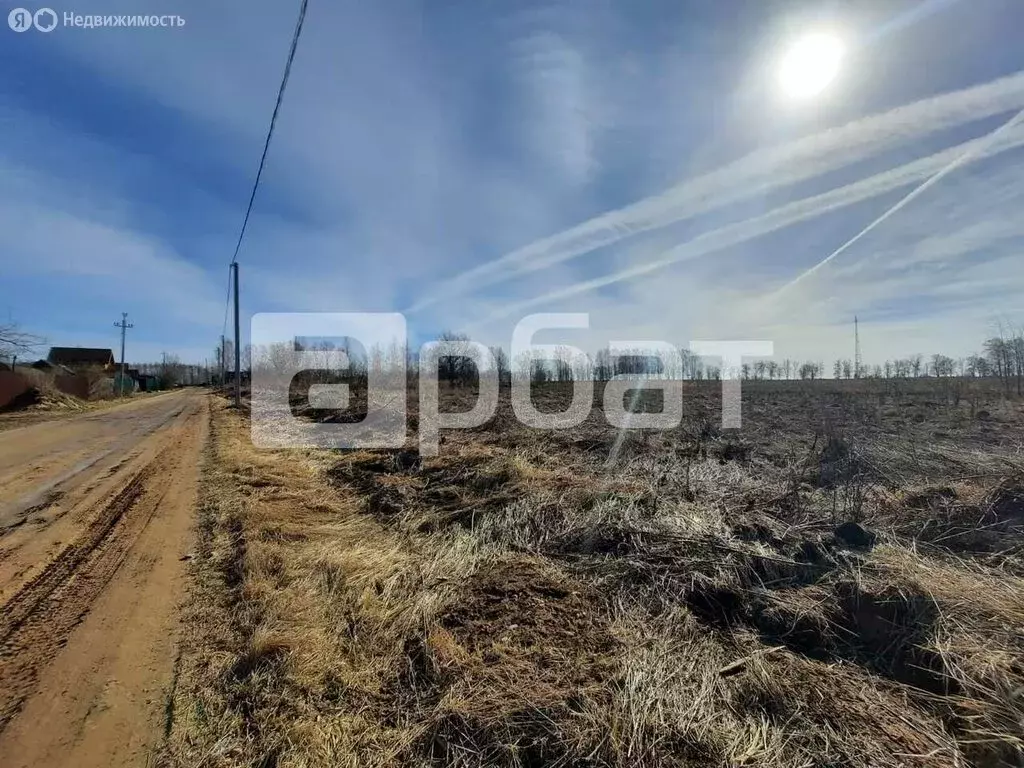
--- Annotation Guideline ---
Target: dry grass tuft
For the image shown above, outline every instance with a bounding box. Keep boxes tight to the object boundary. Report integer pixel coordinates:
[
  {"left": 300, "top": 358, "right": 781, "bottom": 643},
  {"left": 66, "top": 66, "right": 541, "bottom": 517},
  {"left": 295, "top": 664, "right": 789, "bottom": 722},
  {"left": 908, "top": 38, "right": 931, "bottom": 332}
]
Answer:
[{"left": 164, "top": 387, "right": 1024, "bottom": 767}]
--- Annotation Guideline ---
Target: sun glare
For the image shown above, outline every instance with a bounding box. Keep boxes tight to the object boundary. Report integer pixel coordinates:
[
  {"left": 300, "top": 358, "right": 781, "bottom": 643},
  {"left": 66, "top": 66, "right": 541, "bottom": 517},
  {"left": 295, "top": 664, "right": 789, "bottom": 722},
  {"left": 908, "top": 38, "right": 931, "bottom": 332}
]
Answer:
[{"left": 778, "top": 32, "right": 844, "bottom": 99}]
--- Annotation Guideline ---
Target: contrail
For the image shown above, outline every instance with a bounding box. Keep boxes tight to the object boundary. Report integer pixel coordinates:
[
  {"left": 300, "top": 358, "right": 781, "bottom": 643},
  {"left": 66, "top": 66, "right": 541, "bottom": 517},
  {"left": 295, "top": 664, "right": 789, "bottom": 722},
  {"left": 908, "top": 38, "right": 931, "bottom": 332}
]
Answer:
[
  {"left": 771, "top": 105, "right": 1024, "bottom": 299},
  {"left": 477, "top": 123, "right": 1024, "bottom": 321},
  {"left": 407, "top": 70, "right": 1024, "bottom": 314},
  {"left": 866, "top": 0, "right": 963, "bottom": 43}
]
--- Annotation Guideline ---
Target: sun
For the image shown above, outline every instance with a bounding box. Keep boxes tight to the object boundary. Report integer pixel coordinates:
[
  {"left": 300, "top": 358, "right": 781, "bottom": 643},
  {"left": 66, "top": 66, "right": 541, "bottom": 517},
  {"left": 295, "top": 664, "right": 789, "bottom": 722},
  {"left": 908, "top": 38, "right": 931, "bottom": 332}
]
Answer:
[{"left": 778, "top": 32, "right": 844, "bottom": 100}]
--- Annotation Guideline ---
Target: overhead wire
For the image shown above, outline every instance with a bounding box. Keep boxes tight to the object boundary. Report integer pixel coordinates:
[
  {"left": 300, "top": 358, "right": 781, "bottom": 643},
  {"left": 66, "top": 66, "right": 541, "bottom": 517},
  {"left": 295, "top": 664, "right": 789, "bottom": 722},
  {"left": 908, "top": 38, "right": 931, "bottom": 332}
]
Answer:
[
  {"left": 219, "top": 0, "right": 310, "bottom": 365},
  {"left": 229, "top": 0, "right": 310, "bottom": 267}
]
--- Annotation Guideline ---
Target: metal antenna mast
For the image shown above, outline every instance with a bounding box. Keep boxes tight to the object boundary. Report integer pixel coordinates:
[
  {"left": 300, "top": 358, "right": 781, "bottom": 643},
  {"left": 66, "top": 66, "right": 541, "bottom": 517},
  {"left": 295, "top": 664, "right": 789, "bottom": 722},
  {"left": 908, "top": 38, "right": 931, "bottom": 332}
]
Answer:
[
  {"left": 854, "top": 315, "right": 862, "bottom": 379},
  {"left": 114, "top": 312, "right": 134, "bottom": 396}
]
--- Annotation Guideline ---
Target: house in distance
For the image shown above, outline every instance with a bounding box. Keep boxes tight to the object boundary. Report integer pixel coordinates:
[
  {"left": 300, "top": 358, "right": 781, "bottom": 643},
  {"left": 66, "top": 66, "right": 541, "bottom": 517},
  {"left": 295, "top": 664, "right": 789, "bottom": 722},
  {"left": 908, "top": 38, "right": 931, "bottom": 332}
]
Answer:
[{"left": 45, "top": 347, "right": 116, "bottom": 373}]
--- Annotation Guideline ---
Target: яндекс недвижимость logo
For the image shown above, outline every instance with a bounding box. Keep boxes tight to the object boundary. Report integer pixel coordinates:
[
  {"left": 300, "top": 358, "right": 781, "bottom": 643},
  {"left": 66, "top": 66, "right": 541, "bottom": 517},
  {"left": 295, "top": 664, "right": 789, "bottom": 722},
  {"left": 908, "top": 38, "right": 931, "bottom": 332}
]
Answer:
[
  {"left": 8, "top": 8, "right": 184, "bottom": 31},
  {"left": 8, "top": 8, "right": 57, "bottom": 32}
]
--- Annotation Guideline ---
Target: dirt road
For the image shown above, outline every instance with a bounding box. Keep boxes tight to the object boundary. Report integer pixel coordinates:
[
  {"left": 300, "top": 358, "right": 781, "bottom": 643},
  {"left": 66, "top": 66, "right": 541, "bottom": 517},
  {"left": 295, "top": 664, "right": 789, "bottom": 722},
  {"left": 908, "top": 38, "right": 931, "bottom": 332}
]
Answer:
[{"left": 0, "top": 390, "right": 208, "bottom": 768}]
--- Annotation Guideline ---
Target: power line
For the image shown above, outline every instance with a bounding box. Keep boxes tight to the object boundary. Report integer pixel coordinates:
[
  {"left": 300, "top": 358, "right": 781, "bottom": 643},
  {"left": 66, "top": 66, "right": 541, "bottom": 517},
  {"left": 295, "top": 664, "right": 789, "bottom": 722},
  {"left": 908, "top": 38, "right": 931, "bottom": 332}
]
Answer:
[
  {"left": 219, "top": 0, "right": 310, "bottom": 393},
  {"left": 228, "top": 0, "right": 310, "bottom": 266}
]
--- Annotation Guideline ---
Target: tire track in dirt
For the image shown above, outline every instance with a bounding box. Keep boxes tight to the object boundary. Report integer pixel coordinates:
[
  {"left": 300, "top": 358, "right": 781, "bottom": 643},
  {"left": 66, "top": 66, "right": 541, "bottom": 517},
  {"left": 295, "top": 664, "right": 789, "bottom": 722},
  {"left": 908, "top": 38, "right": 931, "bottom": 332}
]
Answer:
[
  {"left": 0, "top": 465, "right": 157, "bottom": 727},
  {"left": 0, "top": 390, "right": 208, "bottom": 767},
  {"left": 0, "top": 469, "right": 150, "bottom": 643}
]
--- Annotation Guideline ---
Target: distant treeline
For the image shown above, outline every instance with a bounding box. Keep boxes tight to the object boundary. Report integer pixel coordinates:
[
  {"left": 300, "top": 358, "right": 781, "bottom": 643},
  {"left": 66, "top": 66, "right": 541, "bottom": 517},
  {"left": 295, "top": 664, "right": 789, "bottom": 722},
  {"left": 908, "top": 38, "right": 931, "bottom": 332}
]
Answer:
[{"left": 251, "top": 328, "right": 1024, "bottom": 396}]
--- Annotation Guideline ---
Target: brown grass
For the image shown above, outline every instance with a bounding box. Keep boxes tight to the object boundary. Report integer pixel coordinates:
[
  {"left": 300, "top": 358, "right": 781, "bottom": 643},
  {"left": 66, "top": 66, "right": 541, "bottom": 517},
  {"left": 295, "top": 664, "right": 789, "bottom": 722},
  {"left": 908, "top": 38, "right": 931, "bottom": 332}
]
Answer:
[{"left": 164, "top": 386, "right": 1024, "bottom": 768}]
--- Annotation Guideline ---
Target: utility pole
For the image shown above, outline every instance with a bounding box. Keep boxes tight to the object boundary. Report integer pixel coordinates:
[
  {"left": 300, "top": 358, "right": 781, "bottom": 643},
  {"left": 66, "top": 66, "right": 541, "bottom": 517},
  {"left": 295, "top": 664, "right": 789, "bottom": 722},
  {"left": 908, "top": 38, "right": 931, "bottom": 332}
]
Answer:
[
  {"left": 232, "top": 262, "right": 241, "bottom": 407},
  {"left": 219, "top": 335, "right": 226, "bottom": 391},
  {"left": 854, "top": 315, "right": 862, "bottom": 379},
  {"left": 114, "top": 312, "right": 133, "bottom": 396}
]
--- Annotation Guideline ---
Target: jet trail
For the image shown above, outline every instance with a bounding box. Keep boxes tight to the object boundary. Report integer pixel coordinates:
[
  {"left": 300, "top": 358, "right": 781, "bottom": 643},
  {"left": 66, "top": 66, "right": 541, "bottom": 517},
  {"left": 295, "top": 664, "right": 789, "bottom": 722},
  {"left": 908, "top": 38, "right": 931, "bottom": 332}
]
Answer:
[
  {"left": 407, "top": 70, "right": 1024, "bottom": 314},
  {"left": 480, "top": 122, "right": 1024, "bottom": 321},
  {"left": 770, "top": 105, "right": 1024, "bottom": 299}
]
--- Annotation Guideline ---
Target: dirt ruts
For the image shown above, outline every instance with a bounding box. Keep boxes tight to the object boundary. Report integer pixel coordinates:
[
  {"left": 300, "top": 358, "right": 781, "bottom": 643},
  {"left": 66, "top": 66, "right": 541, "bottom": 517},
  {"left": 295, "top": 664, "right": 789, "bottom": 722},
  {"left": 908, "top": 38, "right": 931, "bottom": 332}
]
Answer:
[{"left": 0, "top": 390, "right": 208, "bottom": 768}]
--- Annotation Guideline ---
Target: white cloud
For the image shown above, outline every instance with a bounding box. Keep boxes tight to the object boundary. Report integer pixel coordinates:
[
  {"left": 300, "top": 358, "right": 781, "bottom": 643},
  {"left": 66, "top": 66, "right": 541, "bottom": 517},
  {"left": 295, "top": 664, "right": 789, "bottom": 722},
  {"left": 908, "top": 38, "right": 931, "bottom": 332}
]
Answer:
[{"left": 512, "top": 30, "right": 598, "bottom": 185}]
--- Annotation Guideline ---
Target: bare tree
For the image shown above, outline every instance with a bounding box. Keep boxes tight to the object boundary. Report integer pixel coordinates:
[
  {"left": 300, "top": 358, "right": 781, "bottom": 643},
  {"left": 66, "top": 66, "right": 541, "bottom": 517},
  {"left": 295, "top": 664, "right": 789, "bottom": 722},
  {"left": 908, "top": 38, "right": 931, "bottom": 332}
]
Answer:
[
  {"left": 909, "top": 354, "right": 923, "bottom": 378},
  {"left": 799, "top": 361, "right": 820, "bottom": 380},
  {"left": 1015, "top": 341, "right": 1024, "bottom": 396},
  {"left": 433, "top": 331, "right": 476, "bottom": 386},
  {"left": 571, "top": 348, "right": 592, "bottom": 381},
  {"left": 214, "top": 338, "right": 236, "bottom": 384},
  {"left": 488, "top": 346, "right": 509, "bottom": 384},
  {"left": 966, "top": 354, "right": 989, "bottom": 378},
  {"left": 553, "top": 345, "right": 574, "bottom": 383},
  {"left": 594, "top": 348, "right": 612, "bottom": 381},
  {"left": 930, "top": 354, "right": 955, "bottom": 377},
  {"left": 252, "top": 341, "right": 298, "bottom": 382},
  {"left": 0, "top": 322, "right": 44, "bottom": 363},
  {"left": 158, "top": 354, "right": 184, "bottom": 388},
  {"left": 531, "top": 359, "right": 550, "bottom": 384},
  {"left": 984, "top": 335, "right": 1012, "bottom": 393},
  {"left": 512, "top": 350, "right": 532, "bottom": 382}
]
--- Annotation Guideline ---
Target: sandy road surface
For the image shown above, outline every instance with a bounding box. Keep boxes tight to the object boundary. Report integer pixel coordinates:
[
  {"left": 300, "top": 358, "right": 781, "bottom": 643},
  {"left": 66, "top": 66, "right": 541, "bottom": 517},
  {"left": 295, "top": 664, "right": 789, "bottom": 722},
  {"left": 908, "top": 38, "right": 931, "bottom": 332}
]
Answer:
[{"left": 0, "top": 390, "right": 208, "bottom": 768}]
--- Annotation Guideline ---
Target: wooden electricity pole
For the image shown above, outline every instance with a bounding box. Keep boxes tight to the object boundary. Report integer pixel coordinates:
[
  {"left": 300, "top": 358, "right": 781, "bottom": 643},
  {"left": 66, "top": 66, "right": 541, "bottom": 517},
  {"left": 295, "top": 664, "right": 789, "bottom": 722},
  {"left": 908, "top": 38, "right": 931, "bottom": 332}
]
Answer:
[
  {"left": 232, "top": 262, "right": 241, "bottom": 407},
  {"left": 114, "top": 312, "right": 133, "bottom": 396}
]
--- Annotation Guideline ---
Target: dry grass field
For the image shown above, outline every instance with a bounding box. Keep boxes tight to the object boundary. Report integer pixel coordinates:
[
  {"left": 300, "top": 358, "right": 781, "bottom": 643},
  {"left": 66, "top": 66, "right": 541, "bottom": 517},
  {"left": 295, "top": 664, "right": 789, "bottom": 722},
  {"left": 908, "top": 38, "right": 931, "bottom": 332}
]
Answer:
[{"left": 165, "top": 382, "right": 1024, "bottom": 768}]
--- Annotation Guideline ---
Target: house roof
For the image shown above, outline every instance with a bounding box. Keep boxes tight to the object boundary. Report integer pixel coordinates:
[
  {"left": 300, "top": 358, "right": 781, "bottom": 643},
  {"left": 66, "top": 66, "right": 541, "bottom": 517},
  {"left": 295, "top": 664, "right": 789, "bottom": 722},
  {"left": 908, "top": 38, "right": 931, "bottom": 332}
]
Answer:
[{"left": 47, "top": 347, "right": 116, "bottom": 366}]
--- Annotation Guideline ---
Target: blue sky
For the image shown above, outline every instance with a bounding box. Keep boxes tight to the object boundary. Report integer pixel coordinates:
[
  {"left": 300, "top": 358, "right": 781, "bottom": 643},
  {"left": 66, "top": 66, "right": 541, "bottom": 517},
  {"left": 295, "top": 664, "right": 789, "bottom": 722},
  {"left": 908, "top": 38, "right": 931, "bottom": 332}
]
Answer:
[{"left": 2, "top": 0, "right": 1023, "bottom": 366}]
